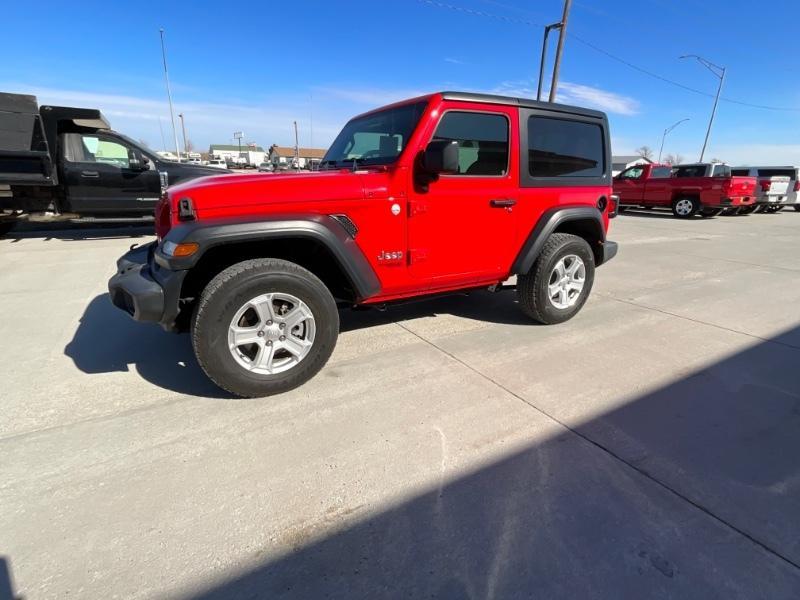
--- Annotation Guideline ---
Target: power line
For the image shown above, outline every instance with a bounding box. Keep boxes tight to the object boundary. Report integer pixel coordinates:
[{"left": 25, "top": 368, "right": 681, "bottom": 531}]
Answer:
[{"left": 416, "top": 0, "right": 800, "bottom": 112}]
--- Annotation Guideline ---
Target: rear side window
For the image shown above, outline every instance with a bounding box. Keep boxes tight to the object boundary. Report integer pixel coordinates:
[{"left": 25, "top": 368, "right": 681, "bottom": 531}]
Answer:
[
  {"left": 757, "top": 168, "right": 795, "bottom": 178},
  {"left": 672, "top": 165, "right": 706, "bottom": 178},
  {"left": 527, "top": 117, "right": 604, "bottom": 178},
  {"left": 650, "top": 167, "right": 672, "bottom": 178},
  {"left": 731, "top": 169, "right": 750, "bottom": 176},
  {"left": 432, "top": 111, "right": 508, "bottom": 176}
]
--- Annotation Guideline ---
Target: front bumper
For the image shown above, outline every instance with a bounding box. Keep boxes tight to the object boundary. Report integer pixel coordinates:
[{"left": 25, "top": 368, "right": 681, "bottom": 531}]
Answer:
[
  {"left": 601, "top": 240, "right": 618, "bottom": 265},
  {"left": 108, "top": 242, "right": 187, "bottom": 331}
]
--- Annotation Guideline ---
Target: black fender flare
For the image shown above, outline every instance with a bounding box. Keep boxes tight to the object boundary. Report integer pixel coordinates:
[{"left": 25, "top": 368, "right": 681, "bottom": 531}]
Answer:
[
  {"left": 511, "top": 206, "right": 606, "bottom": 274},
  {"left": 154, "top": 214, "right": 381, "bottom": 301}
]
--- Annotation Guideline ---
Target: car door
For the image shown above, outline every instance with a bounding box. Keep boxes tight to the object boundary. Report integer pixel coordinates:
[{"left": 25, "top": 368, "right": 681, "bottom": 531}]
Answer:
[
  {"left": 60, "top": 132, "right": 161, "bottom": 215},
  {"left": 644, "top": 165, "right": 673, "bottom": 206},
  {"left": 614, "top": 165, "right": 645, "bottom": 203},
  {"left": 406, "top": 105, "right": 517, "bottom": 288}
]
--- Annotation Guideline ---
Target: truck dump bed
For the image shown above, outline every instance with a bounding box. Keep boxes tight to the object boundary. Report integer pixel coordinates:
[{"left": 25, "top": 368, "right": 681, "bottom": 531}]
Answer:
[{"left": 0, "top": 93, "right": 54, "bottom": 186}]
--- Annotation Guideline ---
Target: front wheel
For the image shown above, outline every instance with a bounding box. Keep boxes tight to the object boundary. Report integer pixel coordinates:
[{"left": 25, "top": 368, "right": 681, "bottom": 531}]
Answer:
[
  {"left": 517, "top": 233, "right": 595, "bottom": 325},
  {"left": 672, "top": 197, "right": 699, "bottom": 218},
  {"left": 192, "top": 258, "right": 339, "bottom": 397}
]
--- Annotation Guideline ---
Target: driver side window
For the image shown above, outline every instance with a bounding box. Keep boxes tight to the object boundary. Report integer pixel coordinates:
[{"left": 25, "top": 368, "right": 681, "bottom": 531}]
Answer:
[
  {"left": 619, "top": 166, "right": 644, "bottom": 179},
  {"left": 432, "top": 111, "right": 509, "bottom": 176},
  {"left": 63, "top": 133, "right": 131, "bottom": 168}
]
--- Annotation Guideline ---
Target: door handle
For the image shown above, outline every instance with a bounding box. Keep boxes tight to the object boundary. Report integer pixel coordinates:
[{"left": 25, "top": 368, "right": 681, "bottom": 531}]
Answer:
[
  {"left": 490, "top": 198, "right": 516, "bottom": 208},
  {"left": 80, "top": 170, "right": 100, "bottom": 178}
]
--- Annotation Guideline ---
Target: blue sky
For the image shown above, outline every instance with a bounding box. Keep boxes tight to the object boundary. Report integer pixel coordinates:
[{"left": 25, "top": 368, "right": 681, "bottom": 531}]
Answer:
[{"left": 4, "top": 0, "right": 799, "bottom": 164}]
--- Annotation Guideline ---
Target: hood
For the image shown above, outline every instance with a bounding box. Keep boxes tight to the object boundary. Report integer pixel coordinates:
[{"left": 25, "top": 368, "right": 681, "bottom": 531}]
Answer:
[{"left": 166, "top": 169, "right": 381, "bottom": 218}]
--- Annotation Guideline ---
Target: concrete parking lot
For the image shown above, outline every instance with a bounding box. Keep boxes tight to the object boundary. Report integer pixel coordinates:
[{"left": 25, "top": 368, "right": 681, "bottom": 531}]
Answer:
[{"left": 1, "top": 211, "right": 800, "bottom": 599}]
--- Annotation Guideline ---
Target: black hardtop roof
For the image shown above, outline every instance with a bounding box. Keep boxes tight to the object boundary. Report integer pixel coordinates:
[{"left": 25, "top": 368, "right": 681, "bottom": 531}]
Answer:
[
  {"left": 352, "top": 91, "right": 608, "bottom": 122},
  {"left": 441, "top": 91, "right": 607, "bottom": 119}
]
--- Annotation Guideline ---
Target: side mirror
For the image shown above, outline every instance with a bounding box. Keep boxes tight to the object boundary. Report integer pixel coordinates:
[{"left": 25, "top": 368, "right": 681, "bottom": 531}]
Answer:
[
  {"left": 422, "top": 140, "right": 459, "bottom": 174},
  {"left": 129, "top": 153, "right": 150, "bottom": 171}
]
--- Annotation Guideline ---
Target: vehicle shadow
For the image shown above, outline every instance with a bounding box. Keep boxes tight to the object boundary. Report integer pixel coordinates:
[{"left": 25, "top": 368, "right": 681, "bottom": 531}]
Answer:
[
  {"left": 0, "top": 557, "right": 19, "bottom": 600},
  {"left": 64, "top": 294, "right": 232, "bottom": 398},
  {"left": 4, "top": 223, "right": 153, "bottom": 242},
  {"left": 181, "top": 325, "right": 800, "bottom": 599},
  {"left": 64, "top": 290, "right": 531, "bottom": 397},
  {"left": 339, "top": 288, "right": 532, "bottom": 332}
]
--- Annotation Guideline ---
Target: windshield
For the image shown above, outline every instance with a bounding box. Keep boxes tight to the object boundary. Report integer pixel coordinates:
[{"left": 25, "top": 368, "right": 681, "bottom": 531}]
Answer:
[{"left": 321, "top": 101, "right": 428, "bottom": 168}]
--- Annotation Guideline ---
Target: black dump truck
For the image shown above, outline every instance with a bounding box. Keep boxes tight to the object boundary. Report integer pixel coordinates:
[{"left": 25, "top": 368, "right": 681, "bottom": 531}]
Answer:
[{"left": 0, "top": 92, "right": 228, "bottom": 236}]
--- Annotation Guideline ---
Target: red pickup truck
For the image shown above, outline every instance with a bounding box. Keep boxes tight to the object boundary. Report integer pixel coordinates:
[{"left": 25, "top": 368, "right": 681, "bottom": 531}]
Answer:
[
  {"left": 109, "top": 91, "right": 618, "bottom": 397},
  {"left": 614, "top": 162, "right": 757, "bottom": 217}
]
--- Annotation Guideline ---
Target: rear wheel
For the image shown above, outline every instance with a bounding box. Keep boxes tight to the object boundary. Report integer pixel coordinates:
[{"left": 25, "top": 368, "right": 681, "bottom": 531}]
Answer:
[
  {"left": 672, "top": 197, "right": 699, "bottom": 218},
  {"left": 794, "top": 206, "right": 800, "bottom": 212},
  {"left": 699, "top": 208, "right": 724, "bottom": 218},
  {"left": 192, "top": 258, "right": 339, "bottom": 397},
  {"left": 738, "top": 205, "right": 757, "bottom": 215},
  {"left": 517, "top": 233, "right": 595, "bottom": 325}
]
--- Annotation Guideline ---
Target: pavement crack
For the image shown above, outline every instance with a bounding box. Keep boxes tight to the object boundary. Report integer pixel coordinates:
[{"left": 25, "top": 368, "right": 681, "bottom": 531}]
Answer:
[
  {"left": 600, "top": 295, "right": 800, "bottom": 352},
  {"left": 394, "top": 321, "right": 800, "bottom": 574}
]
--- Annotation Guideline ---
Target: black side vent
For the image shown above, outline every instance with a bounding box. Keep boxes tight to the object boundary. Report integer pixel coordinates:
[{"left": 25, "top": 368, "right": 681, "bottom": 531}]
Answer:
[{"left": 331, "top": 214, "right": 358, "bottom": 238}]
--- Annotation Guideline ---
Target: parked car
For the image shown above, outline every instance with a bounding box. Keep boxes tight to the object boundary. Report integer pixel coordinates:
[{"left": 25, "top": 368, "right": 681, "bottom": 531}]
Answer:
[
  {"left": 207, "top": 159, "right": 228, "bottom": 169},
  {"left": 257, "top": 163, "right": 274, "bottom": 172},
  {"left": 109, "top": 91, "right": 618, "bottom": 397},
  {"left": 730, "top": 166, "right": 799, "bottom": 213},
  {"left": 614, "top": 162, "right": 757, "bottom": 217},
  {"left": 0, "top": 92, "right": 229, "bottom": 236}
]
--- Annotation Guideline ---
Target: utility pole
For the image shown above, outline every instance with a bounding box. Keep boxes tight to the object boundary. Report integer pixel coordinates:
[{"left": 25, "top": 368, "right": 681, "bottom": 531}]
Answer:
[
  {"left": 658, "top": 118, "right": 690, "bottom": 163},
  {"left": 537, "top": 22, "right": 562, "bottom": 101},
  {"left": 548, "top": 0, "right": 573, "bottom": 103},
  {"left": 159, "top": 28, "right": 181, "bottom": 161},
  {"left": 293, "top": 120, "right": 300, "bottom": 170},
  {"left": 178, "top": 113, "right": 188, "bottom": 155},
  {"left": 680, "top": 54, "right": 725, "bottom": 162}
]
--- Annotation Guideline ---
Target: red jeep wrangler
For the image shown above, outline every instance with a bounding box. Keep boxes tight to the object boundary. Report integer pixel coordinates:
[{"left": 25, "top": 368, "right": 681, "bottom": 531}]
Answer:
[{"left": 109, "top": 92, "right": 618, "bottom": 397}]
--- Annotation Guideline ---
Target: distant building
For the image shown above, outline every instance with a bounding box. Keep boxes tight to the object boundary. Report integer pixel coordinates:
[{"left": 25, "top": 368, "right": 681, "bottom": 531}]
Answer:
[
  {"left": 209, "top": 144, "right": 266, "bottom": 166},
  {"left": 612, "top": 155, "right": 653, "bottom": 176},
  {"left": 268, "top": 145, "right": 326, "bottom": 170}
]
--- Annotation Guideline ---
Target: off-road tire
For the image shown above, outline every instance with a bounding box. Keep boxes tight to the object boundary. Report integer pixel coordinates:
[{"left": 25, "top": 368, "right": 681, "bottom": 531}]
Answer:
[
  {"left": 192, "top": 258, "right": 339, "bottom": 397},
  {"left": 0, "top": 221, "right": 17, "bottom": 237},
  {"left": 672, "top": 197, "right": 699, "bottom": 218},
  {"left": 699, "top": 208, "right": 724, "bottom": 218},
  {"left": 517, "top": 233, "right": 595, "bottom": 325}
]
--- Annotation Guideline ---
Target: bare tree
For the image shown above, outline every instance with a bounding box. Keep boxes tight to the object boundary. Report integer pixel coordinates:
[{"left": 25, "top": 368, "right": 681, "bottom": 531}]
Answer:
[
  {"left": 709, "top": 157, "right": 724, "bottom": 164},
  {"left": 186, "top": 139, "right": 195, "bottom": 153},
  {"left": 635, "top": 146, "right": 654, "bottom": 160},
  {"left": 663, "top": 153, "right": 684, "bottom": 165}
]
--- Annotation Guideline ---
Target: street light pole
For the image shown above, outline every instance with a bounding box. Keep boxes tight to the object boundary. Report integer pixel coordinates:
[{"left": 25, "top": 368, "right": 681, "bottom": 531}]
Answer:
[
  {"left": 537, "top": 22, "right": 562, "bottom": 101},
  {"left": 293, "top": 121, "right": 300, "bottom": 171},
  {"left": 178, "top": 113, "right": 188, "bottom": 155},
  {"left": 658, "top": 118, "right": 690, "bottom": 163},
  {"left": 159, "top": 28, "right": 181, "bottom": 161},
  {"left": 548, "top": 0, "right": 573, "bottom": 103},
  {"left": 680, "top": 54, "right": 725, "bottom": 162}
]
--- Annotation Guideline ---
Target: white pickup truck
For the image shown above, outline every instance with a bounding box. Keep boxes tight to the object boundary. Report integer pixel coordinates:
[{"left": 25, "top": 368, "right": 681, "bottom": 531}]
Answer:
[{"left": 731, "top": 166, "right": 799, "bottom": 213}]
